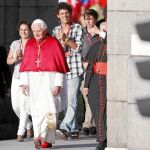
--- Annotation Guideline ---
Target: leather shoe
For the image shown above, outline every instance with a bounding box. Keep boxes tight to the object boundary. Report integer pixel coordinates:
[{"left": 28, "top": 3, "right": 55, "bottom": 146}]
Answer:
[
  {"left": 95, "top": 142, "right": 106, "bottom": 150},
  {"left": 82, "top": 127, "right": 89, "bottom": 135},
  {"left": 89, "top": 126, "right": 96, "bottom": 135},
  {"left": 41, "top": 141, "right": 52, "bottom": 148}
]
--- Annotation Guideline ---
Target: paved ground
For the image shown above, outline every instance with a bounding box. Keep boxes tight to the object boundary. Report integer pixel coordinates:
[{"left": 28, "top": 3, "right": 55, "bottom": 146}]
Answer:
[{"left": 0, "top": 135, "right": 97, "bottom": 150}]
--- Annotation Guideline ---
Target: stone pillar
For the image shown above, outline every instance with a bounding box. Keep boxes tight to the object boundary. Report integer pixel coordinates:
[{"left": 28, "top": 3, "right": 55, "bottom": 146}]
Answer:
[{"left": 107, "top": 1, "right": 150, "bottom": 150}]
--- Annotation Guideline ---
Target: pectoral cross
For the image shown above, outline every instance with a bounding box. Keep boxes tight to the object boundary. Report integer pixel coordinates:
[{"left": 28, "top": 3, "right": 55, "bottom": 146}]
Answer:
[
  {"left": 36, "top": 44, "right": 41, "bottom": 67},
  {"left": 36, "top": 57, "right": 41, "bottom": 67},
  {"left": 35, "top": 39, "right": 47, "bottom": 67}
]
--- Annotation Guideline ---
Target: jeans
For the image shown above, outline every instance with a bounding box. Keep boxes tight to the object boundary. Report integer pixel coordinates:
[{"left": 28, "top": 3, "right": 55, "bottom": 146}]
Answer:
[{"left": 60, "top": 76, "right": 81, "bottom": 134}]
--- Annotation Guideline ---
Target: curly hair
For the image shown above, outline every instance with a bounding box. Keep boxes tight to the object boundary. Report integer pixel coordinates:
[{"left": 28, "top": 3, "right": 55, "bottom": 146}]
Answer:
[{"left": 55, "top": 2, "right": 72, "bottom": 15}]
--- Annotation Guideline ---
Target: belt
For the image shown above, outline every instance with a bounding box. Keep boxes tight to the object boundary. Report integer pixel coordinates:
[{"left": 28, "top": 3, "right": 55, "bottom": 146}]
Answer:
[{"left": 93, "top": 62, "right": 107, "bottom": 75}]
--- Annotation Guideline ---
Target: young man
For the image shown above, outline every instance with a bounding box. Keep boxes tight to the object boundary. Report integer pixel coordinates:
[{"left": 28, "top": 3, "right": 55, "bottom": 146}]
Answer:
[
  {"left": 19, "top": 19, "right": 69, "bottom": 149},
  {"left": 80, "top": 9, "right": 101, "bottom": 136},
  {"left": 52, "top": 2, "right": 83, "bottom": 139}
]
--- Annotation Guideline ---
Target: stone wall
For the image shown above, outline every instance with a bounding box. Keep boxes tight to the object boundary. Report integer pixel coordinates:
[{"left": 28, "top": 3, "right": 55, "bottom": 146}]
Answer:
[
  {"left": 107, "top": 1, "right": 150, "bottom": 150},
  {"left": 0, "top": 0, "right": 58, "bottom": 50}
]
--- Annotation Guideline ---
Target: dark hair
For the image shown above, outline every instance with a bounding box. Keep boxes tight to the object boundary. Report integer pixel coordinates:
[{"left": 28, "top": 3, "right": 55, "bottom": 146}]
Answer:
[
  {"left": 17, "top": 20, "right": 31, "bottom": 31},
  {"left": 84, "top": 9, "right": 98, "bottom": 21},
  {"left": 96, "top": 18, "right": 105, "bottom": 28},
  {"left": 55, "top": 2, "right": 72, "bottom": 15}
]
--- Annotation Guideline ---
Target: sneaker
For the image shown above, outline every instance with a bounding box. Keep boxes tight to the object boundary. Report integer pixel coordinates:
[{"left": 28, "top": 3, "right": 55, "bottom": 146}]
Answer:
[
  {"left": 71, "top": 131, "right": 79, "bottom": 139},
  {"left": 82, "top": 127, "right": 89, "bottom": 135},
  {"left": 56, "top": 129, "right": 68, "bottom": 141}
]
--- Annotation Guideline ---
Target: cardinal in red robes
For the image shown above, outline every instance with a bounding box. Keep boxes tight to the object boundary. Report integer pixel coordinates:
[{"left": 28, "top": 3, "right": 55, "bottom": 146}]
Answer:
[{"left": 19, "top": 19, "right": 69, "bottom": 149}]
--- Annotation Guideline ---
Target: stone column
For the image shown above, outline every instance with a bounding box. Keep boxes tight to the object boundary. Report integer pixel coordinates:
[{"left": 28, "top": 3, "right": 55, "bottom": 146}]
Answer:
[{"left": 107, "top": 1, "right": 150, "bottom": 150}]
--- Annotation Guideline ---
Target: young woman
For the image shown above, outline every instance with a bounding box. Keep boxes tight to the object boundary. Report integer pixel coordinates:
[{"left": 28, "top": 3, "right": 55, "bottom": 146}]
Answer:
[{"left": 7, "top": 21, "right": 32, "bottom": 142}]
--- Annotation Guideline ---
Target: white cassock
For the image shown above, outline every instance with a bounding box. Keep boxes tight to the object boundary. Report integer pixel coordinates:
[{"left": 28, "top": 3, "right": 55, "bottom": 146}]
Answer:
[{"left": 20, "top": 71, "right": 64, "bottom": 143}]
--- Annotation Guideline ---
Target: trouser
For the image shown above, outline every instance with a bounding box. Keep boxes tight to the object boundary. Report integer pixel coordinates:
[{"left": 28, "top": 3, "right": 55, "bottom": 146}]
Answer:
[
  {"left": 60, "top": 76, "right": 81, "bottom": 133},
  {"left": 80, "top": 74, "right": 95, "bottom": 128},
  {"left": 88, "top": 75, "right": 107, "bottom": 143},
  {"left": 11, "top": 77, "right": 32, "bottom": 135}
]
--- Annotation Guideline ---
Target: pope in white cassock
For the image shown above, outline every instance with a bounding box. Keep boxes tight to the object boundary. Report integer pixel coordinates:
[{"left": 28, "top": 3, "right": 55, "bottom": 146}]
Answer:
[{"left": 19, "top": 19, "right": 69, "bottom": 149}]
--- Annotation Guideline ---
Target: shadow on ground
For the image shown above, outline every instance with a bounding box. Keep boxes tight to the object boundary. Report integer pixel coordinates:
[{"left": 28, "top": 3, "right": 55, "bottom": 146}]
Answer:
[{"left": 54, "top": 143, "right": 97, "bottom": 149}]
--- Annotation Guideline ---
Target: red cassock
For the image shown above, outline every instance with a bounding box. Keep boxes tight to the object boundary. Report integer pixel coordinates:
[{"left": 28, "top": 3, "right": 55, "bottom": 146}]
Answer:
[{"left": 19, "top": 35, "right": 69, "bottom": 73}]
